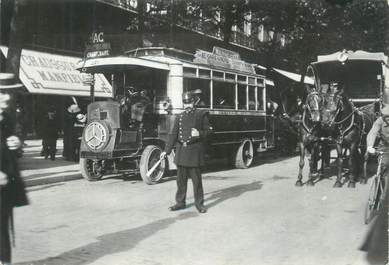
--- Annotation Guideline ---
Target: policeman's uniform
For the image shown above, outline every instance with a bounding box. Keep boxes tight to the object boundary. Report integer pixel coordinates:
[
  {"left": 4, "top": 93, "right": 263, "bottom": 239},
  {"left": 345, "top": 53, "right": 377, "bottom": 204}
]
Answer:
[{"left": 164, "top": 93, "right": 212, "bottom": 213}]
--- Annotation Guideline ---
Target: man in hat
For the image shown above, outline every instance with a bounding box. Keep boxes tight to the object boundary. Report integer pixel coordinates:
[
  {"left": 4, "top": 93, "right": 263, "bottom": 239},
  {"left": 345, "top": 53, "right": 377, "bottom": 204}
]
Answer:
[
  {"left": 42, "top": 105, "right": 60, "bottom": 160},
  {"left": 0, "top": 73, "right": 28, "bottom": 265},
  {"left": 160, "top": 91, "right": 212, "bottom": 213}
]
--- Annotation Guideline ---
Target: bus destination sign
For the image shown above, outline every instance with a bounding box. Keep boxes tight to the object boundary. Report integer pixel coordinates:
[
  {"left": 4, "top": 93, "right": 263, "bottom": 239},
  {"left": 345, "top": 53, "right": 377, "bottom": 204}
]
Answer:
[{"left": 193, "top": 47, "right": 255, "bottom": 74}]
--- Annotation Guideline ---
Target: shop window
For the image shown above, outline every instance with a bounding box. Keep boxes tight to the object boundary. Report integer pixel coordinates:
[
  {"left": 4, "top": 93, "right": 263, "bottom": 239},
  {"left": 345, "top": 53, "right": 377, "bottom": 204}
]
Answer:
[
  {"left": 183, "top": 78, "right": 211, "bottom": 108},
  {"left": 213, "top": 81, "right": 235, "bottom": 109},
  {"left": 237, "top": 84, "right": 247, "bottom": 110},
  {"left": 248, "top": 77, "right": 255, "bottom": 85}
]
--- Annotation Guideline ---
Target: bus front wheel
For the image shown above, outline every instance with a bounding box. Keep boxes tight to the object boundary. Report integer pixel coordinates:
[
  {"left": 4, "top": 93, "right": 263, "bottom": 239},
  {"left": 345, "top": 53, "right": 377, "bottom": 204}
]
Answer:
[
  {"left": 80, "top": 158, "right": 105, "bottom": 181},
  {"left": 140, "top": 145, "right": 167, "bottom": 185},
  {"left": 233, "top": 139, "right": 254, "bottom": 169}
]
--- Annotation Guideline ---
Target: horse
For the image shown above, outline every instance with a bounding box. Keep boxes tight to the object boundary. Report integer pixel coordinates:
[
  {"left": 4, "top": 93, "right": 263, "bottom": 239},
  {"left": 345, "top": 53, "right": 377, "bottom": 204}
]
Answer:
[
  {"left": 296, "top": 91, "right": 330, "bottom": 186},
  {"left": 320, "top": 90, "right": 376, "bottom": 188}
]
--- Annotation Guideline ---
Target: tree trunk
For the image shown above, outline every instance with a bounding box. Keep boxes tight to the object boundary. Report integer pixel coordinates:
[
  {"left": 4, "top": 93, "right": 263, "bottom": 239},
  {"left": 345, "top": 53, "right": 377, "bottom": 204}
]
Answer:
[
  {"left": 6, "top": 0, "right": 26, "bottom": 77},
  {"left": 222, "top": 1, "right": 233, "bottom": 44},
  {"left": 137, "top": 0, "right": 145, "bottom": 47}
]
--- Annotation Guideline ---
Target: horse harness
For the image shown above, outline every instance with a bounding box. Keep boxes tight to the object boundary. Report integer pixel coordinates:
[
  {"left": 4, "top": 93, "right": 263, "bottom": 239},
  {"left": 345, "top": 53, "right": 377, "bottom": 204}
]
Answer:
[{"left": 331, "top": 97, "right": 374, "bottom": 145}]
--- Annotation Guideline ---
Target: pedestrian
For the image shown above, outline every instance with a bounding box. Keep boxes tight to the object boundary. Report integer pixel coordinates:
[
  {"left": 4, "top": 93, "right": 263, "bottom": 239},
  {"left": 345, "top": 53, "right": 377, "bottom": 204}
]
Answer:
[
  {"left": 64, "top": 104, "right": 80, "bottom": 161},
  {"left": 360, "top": 104, "right": 389, "bottom": 264},
  {"left": 42, "top": 105, "right": 60, "bottom": 160},
  {"left": 72, "top": 112, "right": 86, "bottom": 162},
  {"left": 160, "top": 91, "right": 212, "bottom": 213},
  {"left": 0, "top": 74, "right": 29, "bottom": 265}
]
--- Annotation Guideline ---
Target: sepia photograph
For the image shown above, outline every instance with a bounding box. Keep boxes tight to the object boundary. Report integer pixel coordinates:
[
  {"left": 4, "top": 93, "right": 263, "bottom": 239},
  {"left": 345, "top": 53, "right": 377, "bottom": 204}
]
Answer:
[{"left": 0, "top": 0, "right": 388, "bottom": 264}]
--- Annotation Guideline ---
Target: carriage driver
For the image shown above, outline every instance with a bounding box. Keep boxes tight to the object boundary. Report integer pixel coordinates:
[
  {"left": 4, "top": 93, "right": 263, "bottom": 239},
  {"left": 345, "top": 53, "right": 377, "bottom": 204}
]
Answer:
[{"left": 160, "top": 91, "right": 212, "bottom": 213}]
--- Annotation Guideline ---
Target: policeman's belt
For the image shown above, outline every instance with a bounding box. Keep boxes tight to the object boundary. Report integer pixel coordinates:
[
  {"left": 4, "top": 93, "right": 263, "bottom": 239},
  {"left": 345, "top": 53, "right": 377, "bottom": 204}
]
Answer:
[{"left": 177, "top": 140, "right": 198, "bottom": 146}]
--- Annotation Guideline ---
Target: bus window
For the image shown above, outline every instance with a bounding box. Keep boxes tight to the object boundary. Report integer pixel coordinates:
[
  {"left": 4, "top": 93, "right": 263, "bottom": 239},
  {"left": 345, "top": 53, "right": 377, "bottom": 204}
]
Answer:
[
  {"left": 257, "top": 87, "right": 264, "bottom": 111},
  {"left": 184, "top": 67, "right": 197, "bottom": 77},
  {"left": 184, "top": 78, "right": 211, "bottom": 108},
  {"left": 199, "top": 69, "right": 211, "bottom": 79},
  {"left": 213, "top": 81, "right": 235, "bottom": 109},
  {"left": 248, "top": 86, "right": 256, "bottom": 110},
  {"left": 237, "top": 84, "right": 247, "bottom": 110}
]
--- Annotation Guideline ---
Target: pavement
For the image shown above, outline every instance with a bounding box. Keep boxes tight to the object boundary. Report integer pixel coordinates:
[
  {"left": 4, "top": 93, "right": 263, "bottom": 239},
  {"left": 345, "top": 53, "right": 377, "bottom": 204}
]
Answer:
[{"left": 19, "top": 139, "right": 82, "bottom": 186}]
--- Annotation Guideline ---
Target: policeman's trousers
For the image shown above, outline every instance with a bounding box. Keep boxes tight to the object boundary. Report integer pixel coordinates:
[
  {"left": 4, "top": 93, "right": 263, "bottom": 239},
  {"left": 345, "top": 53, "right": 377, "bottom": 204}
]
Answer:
[{"left": 175, "top": 166, "right": 204, "bottom": 208}]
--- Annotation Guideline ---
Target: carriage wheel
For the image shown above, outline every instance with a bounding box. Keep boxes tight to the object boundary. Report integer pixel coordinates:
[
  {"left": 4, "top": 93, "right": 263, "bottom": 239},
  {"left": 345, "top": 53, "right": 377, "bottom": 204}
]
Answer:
[
  {"left": 234, "top": 139, "right": 254, "bottom": 169},
  {"left": 80, "top": 158, "right": 105, "bottom": 181},
  {"left": 364, "top": 177, "right": 380, "bottom": 224},
  {"left": 139, "top": 145, "right": 167, "bottom": 185}
]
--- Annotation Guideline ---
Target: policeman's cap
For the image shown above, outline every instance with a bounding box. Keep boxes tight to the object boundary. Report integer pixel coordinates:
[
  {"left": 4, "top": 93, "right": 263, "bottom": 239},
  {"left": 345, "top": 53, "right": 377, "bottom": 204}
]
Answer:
[{"left": 182, "top": 92, "right": 195, "bottom": 104}]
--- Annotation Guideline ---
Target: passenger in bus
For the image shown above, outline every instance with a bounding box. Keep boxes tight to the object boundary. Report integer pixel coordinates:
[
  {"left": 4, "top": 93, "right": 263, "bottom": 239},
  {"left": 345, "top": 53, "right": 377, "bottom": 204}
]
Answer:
[
  {"left": 160, "top": 91, "right": 212, "bottom": 214},
  {"left": 192, "top": 88, "right": 206, "bottom": 107}
]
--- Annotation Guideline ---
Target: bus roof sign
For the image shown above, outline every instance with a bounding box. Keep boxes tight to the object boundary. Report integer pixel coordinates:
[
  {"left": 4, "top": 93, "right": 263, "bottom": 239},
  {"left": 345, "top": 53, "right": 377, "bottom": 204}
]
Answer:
[{"left": 194, "top": 48, "right": 255, "bottom": 74}]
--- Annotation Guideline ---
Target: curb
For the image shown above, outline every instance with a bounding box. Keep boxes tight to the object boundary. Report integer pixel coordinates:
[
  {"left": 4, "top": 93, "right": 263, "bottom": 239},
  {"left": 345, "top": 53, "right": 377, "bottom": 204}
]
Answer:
[{"left": 25, "top": 173, "right": 83, "bottom": 187}]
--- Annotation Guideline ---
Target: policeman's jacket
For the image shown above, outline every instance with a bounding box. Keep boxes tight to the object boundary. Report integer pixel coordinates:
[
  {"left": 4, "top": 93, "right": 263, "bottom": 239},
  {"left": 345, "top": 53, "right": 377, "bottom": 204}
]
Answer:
[
  {"left": 367, "top": 116, "right": 389, "bottom": 150},
  {"left": 165, "top": 109, "right": 212, "bottom": 167}
]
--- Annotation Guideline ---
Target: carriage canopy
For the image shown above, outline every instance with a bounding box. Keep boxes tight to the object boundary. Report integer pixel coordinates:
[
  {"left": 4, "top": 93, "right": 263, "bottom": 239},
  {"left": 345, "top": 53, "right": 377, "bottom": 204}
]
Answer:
[{"left": 311, "top": 50, "right": 388, "bottom": 104}]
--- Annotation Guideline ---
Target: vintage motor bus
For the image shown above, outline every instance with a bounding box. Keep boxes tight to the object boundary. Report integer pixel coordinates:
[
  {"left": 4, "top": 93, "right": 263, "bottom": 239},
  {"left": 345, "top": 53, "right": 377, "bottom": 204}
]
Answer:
[
  {"left": 306, "top": 49, "right": 388, "bottom": 107},
  {"left": 77, "top": 47, "right": 275, "bottom": 184}
]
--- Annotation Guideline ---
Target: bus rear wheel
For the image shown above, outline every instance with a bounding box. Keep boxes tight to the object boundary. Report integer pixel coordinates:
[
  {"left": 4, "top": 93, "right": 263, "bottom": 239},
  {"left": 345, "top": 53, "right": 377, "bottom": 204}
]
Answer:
[
  {"left": 234, "top": 139, "right": 254, "bottom": 169},
  {"left": 140, "top": 145, "right": 166, "bottom": 185},
  {"left": 80, "top": 158, "right": 105, "bottom": 181}
]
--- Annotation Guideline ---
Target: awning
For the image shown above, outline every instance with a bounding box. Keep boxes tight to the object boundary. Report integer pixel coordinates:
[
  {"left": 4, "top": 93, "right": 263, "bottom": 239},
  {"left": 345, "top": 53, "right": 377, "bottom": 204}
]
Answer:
[
  {"left": 0, "top": 46, "right": 112, "bottom": 98},
  {"left": 272, "top": 67, "right": 314, "bottom": 85}
]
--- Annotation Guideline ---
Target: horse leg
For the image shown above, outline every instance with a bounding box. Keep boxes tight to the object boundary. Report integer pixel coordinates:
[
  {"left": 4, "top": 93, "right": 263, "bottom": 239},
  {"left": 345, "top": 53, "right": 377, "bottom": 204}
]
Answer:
[
  {"left": 361, "top": 151, "right": 369, "bottom": 184},
  {"left": 307, "top": 143, "right": 318, "bottom": 186},
  {"left": 319, "top": 142, "right": 328, "bottom": 179},
  {"left": 296, "top": 141, "right": 305, "bottom": 187},
  {"left": 333, "top": 143, "right": 343, "bottom": 188},
  {"left": 347, "top": 144, "right": 358, "bottom": 188}
]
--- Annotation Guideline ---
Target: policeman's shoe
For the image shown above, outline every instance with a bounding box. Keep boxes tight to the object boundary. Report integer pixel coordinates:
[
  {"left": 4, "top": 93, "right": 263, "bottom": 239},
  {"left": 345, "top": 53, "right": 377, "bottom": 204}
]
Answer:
[
  {"left": 169, "top": 204, "right": 186, "bottom": 211},
  {"left": 196, "top": 206, "right": 207, "bottom": 213}
]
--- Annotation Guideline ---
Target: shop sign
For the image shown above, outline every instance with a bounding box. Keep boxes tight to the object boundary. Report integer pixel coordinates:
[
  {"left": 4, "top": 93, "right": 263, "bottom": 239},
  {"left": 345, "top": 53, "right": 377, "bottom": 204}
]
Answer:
[
  {"left": 85, "top": 31, "right": 111, "bottom": 59},
  {"left": 0, "top": 46, "right": 112, "bottom": 97},
  {"left": 193, "top": 47, "right": 255, "bottom": 74}
]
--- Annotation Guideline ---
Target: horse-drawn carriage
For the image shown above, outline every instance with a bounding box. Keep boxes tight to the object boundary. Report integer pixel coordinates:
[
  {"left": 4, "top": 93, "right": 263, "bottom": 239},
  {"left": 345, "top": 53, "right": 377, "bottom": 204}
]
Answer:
[{"left": 296, "top": 50, "right": 388, "bottom": 188}]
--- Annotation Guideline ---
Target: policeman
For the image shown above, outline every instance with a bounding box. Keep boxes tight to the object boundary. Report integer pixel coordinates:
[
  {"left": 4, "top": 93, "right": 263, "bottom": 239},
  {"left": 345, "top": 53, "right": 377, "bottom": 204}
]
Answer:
[{"left": 160, "top": 91, "right": 212, "bottom": 213}]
